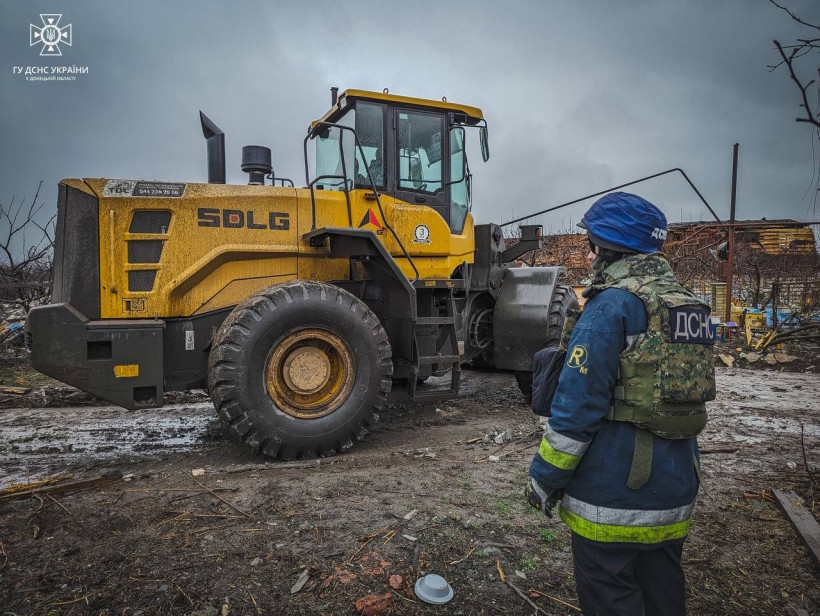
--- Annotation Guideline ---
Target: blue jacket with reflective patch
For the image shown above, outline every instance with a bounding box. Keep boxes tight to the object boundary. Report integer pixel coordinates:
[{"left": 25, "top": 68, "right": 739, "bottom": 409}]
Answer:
[{"left": 529, "top": 287, "right": 699, "bottom": 548}]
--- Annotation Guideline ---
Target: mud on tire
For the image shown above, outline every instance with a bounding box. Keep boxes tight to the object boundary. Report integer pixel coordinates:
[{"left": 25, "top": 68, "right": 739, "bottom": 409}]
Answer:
[{"left": 208, "top": 281, "right": 392, "bottom": 460}]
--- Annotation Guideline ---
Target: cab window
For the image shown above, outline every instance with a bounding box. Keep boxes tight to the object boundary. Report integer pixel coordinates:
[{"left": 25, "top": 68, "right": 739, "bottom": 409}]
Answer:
[
  {"left": 353, "top": 102, "right": 384, "bottom": 189},
  {"left": 315, "top": 108, "right": 355, "bottom": 190},
  {"left": 449, "top": 128, "right": 469, "bottom": 233},
  {"left": 315, "top": 102, "right": 385, "bottom": 190},
  {"left": 398, "top": 111, "right": 443, "bottom": 195}
]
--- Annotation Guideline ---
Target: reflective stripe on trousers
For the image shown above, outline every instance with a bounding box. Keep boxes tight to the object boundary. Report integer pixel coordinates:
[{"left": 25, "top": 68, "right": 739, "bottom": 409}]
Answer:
[{"left": 560, "top": 494, "right": 695, "bottom": 544}]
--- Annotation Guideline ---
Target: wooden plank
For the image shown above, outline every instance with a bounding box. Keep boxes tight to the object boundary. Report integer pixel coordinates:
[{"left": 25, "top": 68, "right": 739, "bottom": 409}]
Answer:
[
  {"left": 0, "top": 476, "right": 120, "bottom": 503},
  {"left": 773, "top": 489, "right": 820, "bottom": 568},
  {"left": 0, "top": 386, "right": 31, "bottom": 395}
]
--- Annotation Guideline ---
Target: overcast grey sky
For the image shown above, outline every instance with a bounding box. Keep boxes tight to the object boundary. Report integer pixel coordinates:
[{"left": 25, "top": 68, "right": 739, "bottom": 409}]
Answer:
[{"left": 1, "top": 0, "right": 818, "bottom": 235}]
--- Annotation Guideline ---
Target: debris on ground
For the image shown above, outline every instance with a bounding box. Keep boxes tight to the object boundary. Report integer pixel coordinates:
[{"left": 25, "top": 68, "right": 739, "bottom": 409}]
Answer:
[
  {"left": 0, "top": 473, "right": 73, "bottom": 496},
  {"left": 0, "top": 368, "right": 817, "bottom": 614},
  {"left": 719, "top": 353, "right": 735, "bottom": 367},
  {"left": 322, "top": 567, "right": 357, "bottom": 588},
  {"left": 713, "top": 340, "right": 818, "bottom": 373},
  {"left": 290, "top": 568, "right": 311, "bottom": 594},
  {"left": 0, "top": 473, "right": 120, "bottom": 503},
  {"left": 773, "top": 490, "right": 820, "bottom": 568},
  {"left": 0, "top": 386, "right": 29, "bottom": 396},
  {"left": 355, "top": 593, "right": 394, "bottom": 615}
]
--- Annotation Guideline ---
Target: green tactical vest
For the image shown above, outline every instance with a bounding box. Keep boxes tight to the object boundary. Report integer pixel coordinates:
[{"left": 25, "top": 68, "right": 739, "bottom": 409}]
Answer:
[{"left": 566, "top": 252, "right": 716, "bottom": 489}]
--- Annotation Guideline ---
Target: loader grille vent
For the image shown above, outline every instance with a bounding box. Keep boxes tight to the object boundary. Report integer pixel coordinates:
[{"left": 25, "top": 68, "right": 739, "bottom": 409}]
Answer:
[
  {"left": 127, "top": 240, "right": 164, "bottom": 264},
  {"left": 129, "top": 211, "right": 172, "bottom": 234},
  {"left": 128, "top": 270, "right": 158, "bottom": 292}
]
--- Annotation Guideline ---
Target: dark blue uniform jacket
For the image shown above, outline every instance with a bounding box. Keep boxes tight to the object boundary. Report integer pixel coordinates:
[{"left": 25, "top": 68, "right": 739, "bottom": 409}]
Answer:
[{"left": 530, "top": 288, "right": 700, "bottom": 547}]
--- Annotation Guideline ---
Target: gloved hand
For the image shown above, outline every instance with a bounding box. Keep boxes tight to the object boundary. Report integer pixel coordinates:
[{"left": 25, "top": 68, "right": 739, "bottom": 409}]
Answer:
[{"left": 525, "top": 478, "right": 562, "bottom": 518}]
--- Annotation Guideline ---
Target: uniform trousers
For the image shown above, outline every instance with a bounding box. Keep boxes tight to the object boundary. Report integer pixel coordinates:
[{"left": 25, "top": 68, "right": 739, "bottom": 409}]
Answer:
[{"left": 571, "top": 532, "right": 686, "bottom": 616}]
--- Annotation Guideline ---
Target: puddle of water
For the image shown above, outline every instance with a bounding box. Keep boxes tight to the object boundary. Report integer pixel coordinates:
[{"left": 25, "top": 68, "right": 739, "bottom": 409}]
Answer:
[
  {"left": 722, "top": 409, "right": 820, "bottom": 437},
  {"left": 0, "top": 403, "right": 217, "bottom": 486}
]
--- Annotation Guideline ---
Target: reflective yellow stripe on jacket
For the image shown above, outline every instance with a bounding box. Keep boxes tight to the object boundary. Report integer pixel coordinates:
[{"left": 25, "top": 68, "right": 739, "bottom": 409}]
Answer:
[
  {"left": 560, "top": 494, "right": 695, "bottom": 544},
  {"left": 537, "top": 425, "right": 590, "bottom": 470}
]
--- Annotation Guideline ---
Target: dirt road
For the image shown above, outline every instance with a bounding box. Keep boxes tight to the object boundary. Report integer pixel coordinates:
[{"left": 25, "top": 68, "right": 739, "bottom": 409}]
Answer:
[{"left": 1, "top": 366, "right": 818, "bottom": 615}]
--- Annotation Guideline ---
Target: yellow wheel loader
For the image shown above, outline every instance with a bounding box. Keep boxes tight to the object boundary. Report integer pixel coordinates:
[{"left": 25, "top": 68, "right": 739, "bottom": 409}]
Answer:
[{"left": 26, "top": 88, "right": 578, "bottom": 459}]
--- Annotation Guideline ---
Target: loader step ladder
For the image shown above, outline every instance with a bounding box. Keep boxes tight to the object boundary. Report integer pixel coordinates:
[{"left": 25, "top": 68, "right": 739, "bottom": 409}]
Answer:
[{"left": 408, "top": 292, "right": 461, "bottom": 402}]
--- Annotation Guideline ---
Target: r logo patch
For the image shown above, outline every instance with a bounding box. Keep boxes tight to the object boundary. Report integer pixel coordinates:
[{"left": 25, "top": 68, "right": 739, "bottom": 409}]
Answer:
[{"left": 567, "top": 345, "right": 588, "bottom": 369}]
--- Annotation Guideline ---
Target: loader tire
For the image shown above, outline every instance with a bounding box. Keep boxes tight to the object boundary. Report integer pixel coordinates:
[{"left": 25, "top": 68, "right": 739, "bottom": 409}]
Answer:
[
  {"left": 208, "top": 280, "right": 392, "bottom": 460},
  {"left": 514, "top": 284, "right": 579, "bottom": 404}
]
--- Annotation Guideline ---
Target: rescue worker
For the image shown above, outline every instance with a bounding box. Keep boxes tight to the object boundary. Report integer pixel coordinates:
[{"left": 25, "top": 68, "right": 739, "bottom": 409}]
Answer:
[{"left": 526, "top": 192, "right": 715, "bottom": 615}]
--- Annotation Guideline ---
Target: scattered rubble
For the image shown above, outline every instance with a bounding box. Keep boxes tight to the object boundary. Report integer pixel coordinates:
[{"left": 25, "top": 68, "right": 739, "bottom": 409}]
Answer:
[
  {"left": 355, "top": 593, "right": 394, "bottom": 615},
  {"left": 714, "top": 341, "right": 817, "bottom": 373},
  {"left": 290, "top": 568, "right": 311, "bottom": 594},
  {"left": 0, "top": 366, "right": 817, "bottom": 614}
]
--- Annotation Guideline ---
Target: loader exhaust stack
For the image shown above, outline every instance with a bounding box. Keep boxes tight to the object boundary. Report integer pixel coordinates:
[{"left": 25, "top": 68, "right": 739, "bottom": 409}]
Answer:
[{"left": 200, "top": 111, "right": 226, "bottom": 184}]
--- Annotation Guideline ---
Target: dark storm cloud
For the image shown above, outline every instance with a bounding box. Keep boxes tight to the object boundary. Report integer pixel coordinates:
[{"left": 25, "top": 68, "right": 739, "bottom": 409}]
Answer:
[{"left": 1, "top": 0, "right": 817, "bottom": 238}]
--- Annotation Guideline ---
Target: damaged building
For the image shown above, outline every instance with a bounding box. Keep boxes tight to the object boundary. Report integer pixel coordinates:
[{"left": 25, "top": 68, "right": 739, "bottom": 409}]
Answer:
[{"left": 523, "top": 219, "right": 820, "bottom": 317}]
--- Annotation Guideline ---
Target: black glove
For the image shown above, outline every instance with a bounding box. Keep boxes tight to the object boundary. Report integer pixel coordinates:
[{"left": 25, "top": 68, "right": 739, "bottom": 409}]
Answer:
[{"left": 525, "top": 478, "right": 562, "bottom": 518}]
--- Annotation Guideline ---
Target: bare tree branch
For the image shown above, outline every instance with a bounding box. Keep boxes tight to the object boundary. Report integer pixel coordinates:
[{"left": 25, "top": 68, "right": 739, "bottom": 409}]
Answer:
[
  {"left": 775, "top": 40, "right": 820, "bottom": 130},
  {"left": 769, "top": 0, "right": 820, "bottom": 32}
]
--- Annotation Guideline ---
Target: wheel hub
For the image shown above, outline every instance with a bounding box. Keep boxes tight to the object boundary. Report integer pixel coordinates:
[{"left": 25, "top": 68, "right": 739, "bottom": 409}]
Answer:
[
  {"left": 283, "top": 346, "right": 331, "bottom": 394},
  {"left": 265, "top": 328, "right": 355, "bottom": 419}
]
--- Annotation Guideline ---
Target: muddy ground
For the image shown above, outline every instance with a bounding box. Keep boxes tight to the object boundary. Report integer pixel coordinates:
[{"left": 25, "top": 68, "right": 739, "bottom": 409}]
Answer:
[{"left": 0, "top": 364, "right": 818, "bottom": 616}]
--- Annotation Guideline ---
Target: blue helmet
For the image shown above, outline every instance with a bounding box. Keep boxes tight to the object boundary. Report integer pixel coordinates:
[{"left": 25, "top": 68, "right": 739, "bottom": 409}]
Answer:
[{"left": 578, "top": 192, "right": 667, "bottom": 254}]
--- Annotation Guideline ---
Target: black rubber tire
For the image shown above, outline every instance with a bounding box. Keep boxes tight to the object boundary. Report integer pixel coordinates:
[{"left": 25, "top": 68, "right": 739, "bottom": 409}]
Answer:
[
  {"left": 207, "top": 280, "right": 392, "bottom": 460},
  {"left": 515, "top": 284, "right": 579, "bottom": 403}
]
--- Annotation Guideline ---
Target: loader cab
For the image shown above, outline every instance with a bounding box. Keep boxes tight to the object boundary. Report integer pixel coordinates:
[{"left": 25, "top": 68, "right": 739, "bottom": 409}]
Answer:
[{"left": 309, "top": 89, "right": 488, "bottom": 234}]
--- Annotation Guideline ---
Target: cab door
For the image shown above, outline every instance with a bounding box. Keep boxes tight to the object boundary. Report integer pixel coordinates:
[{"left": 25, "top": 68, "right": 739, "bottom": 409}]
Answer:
[{"left": 393, "top": 108, "right": 449, "bottom": 225}]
